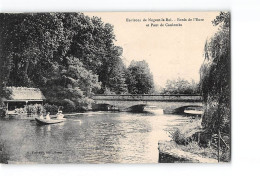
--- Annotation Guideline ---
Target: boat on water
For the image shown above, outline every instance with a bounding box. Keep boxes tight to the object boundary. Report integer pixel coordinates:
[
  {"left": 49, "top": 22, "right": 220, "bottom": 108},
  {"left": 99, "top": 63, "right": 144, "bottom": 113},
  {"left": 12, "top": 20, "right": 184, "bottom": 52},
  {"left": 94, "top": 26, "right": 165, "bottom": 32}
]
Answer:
[
  {"left": 35, "top": 117, "right": 66, "bottom": 125},
  {"left": 184, "top": 107, "right": 203, "bottom": 116}
]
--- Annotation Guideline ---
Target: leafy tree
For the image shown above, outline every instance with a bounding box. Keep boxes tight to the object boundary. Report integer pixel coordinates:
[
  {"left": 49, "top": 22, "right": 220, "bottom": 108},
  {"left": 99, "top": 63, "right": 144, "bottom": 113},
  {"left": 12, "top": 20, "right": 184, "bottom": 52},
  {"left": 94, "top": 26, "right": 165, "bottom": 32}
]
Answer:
[
  {"left": 106, "top": 58, "right": 128, "bottom": 94},
  {"left": 96, "top": 46, "right": 128, "bottom": 94},
  {"left": 0, "top": 12, "right": 137, "bottom": 110},
  {"left": 0, "top": 13, "right": 156, "bottom": 111},
  {"left": 126, "top": 60, "right": 154, "bottom": 94},
  {"left": 200, "top": 12, "right": 230, "bottom": 133},
  {"left": 42, "top": 56, "right": 100, "bottom": 109},
  {"left": 1, "top": 13, "right": 66, "bottom": 87}
]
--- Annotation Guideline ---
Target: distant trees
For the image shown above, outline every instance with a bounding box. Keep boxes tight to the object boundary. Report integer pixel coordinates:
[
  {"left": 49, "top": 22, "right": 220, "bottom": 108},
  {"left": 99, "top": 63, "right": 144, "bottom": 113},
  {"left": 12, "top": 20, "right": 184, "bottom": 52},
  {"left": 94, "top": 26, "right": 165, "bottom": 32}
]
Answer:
[
  {"left": 162, "top": 78, "right": 199, "bottom": 94},
  {"left": 98, "top": 46, "right": 128, "bottom": 94},
  {"left": 126, "top": 60, "right": 154, "bottom": 94},
  {"left": 106, "top": 58, "right": 128, "bottom": 94}
]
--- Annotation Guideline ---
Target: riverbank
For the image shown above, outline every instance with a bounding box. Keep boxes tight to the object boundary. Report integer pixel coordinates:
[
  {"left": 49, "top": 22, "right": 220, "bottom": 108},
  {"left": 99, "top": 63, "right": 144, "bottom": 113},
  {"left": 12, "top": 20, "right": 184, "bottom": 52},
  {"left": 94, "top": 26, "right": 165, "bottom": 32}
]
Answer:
[
  {"left": 158, "top": 118, "right": 219, "bottom": 163},
  {"left": 158, "top": 141, "right": 218, "bottom": 163}
]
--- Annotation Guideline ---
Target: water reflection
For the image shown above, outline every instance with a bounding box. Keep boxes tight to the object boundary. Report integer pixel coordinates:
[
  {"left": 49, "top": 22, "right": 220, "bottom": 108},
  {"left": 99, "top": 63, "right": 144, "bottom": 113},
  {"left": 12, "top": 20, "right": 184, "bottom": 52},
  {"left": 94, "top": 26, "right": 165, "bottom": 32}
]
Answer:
[{"left": 0, "top": 112, "right": 189, "bottom": 163}]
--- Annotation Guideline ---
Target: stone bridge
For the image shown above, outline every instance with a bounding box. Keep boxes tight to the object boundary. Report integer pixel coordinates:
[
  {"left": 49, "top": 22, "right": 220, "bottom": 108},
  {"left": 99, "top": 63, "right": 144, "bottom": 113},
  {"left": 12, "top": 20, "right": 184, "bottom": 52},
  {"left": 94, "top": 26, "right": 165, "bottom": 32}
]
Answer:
[{"left": 92, "top": 94, "right": 203, "bottom": 114}]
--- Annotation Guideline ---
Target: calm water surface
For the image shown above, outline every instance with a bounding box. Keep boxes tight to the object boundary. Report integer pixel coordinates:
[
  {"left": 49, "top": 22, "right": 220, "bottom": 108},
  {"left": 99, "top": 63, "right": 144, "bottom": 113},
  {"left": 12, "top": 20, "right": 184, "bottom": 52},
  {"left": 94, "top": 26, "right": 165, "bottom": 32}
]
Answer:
[{"left": 0, "top": 112, "right": 189, "bottom": 163}]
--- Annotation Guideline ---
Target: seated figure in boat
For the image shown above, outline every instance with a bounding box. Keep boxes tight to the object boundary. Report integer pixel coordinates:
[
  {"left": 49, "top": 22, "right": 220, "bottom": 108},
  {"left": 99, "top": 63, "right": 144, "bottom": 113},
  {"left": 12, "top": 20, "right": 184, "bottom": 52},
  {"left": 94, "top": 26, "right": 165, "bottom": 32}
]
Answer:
[
  {"left": 39, "top": 112, "right": 44, "bottom": 119},
  {"left": 45, "top": 112, "right": 51, "bottom": 120},
  {"left": 56, "top": 110, "right": 64, "bottom": 119}
]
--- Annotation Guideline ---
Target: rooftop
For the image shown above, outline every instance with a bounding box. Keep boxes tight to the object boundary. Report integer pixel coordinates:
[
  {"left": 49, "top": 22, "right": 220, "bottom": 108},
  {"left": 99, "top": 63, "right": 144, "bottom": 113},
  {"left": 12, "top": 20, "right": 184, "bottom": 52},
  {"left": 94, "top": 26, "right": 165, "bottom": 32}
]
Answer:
[{"left": 4, "top": 87, "right": 46, "bottom": 101}]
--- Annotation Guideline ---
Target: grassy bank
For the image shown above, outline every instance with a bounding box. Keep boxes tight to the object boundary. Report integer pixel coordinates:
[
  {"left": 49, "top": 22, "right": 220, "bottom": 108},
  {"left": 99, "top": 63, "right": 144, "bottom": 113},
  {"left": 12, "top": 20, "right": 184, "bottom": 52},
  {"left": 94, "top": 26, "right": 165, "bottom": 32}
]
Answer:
[{"left": 168, "top": 118, "right": 219, "bottom": 161}]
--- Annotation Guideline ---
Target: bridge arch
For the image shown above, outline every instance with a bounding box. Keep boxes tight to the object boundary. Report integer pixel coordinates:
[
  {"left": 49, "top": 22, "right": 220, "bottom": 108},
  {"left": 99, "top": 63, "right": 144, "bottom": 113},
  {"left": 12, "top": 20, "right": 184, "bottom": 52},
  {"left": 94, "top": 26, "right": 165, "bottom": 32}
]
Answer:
[{"left": 92, "top": 94, "right": 203, "bottom": 114}]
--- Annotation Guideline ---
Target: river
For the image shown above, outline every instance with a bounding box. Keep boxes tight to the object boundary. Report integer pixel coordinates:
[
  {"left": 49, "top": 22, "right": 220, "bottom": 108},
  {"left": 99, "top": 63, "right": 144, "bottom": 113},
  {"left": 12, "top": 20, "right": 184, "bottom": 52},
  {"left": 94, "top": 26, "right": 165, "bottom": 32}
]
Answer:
[{"left": 0, "top": 112, "right": 189, "bottom": 164}]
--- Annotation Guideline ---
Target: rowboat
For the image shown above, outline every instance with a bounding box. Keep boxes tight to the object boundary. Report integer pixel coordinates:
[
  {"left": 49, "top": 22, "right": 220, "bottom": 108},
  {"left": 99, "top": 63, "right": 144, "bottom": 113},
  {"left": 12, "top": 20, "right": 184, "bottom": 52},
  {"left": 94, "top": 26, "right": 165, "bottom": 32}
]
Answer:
[
  {"left": 35, "top": 117, "right": 66, "bottom": 125},
  {"left": 184, "top": 109, "right": 203, "bottom": 115},
  {"left": 184, "top": 107, "right": 203, "bottom": 116}
]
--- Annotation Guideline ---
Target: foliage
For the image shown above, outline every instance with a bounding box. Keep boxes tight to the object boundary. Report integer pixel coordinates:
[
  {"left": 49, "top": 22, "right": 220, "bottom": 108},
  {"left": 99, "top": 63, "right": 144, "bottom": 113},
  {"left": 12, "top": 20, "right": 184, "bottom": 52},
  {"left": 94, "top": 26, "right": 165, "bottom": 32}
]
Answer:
[
  {"left": 126, "top": 60, "right": 154, "bottom": 94},
  {"left": 176, "top": 141, "right": 218, "bottom": 160},
  {"left": 14, "top": 107, "right": 26, "bottom": 114},
  {"left": 200, "top": 12, "right": 230, "bottom": 161},
  {"left": 106, "top": 57, "right": 128, "bottom": 94},
  {"left": 103, "top": 87, "right": 116, "bottom": 95},
  {"left": 13, "top": 104, "right": 44, "bottom": 114},
  {"left": 169, "top": 119, "right": 203, "bottom": 145},
  {"left": 169, "top": 128, "right": 188, "bottom": 145},
  {"left": 43, "top": 103, "right": 59, "bottom": 114},
  {"left": 61, "top": 99, "right": 76, "bottom": 112},
  {"left": 0, "top": 13, "right": 146, "bottom": 111},
  {"left": 0, "top": 86, "right": 11, "bottom": 106},
  {"left": 25, "top": 104, "right": 44, "bottom": 114},
  {"left": 169, "top": 120, "right": 219, "bottom": 161},
  {"left": 200, "top": 11, "right": 230, "bottom": 134},
  {"left": 162, "top": 77, "right": 199, "bottom": 94}
]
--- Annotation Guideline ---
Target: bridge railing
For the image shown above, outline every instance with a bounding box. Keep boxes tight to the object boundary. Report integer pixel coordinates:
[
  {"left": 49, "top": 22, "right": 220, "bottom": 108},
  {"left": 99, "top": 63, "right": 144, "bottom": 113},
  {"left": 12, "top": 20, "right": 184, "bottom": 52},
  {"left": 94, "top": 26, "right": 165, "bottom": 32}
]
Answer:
[{"left": 92, "top": 94, "right": 202, "bottom": 102}]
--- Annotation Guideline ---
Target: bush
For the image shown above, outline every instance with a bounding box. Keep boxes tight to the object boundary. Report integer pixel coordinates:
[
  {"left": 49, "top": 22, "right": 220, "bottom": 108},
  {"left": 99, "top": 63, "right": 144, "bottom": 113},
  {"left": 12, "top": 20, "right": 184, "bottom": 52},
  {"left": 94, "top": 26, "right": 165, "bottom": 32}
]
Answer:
[
  {"left": 77, "top": 97, "right": 94, "bottom": 110},
  {"left": 61, "top": 99, "right": 76, "bottom": 112},
  {"left": 14, "top": 107, "right": 26, "bottom": 114},
  {"left": 169, "top": 128, "right": 190, "bottom": 145},
  {"left": 17, "top": 104, "right": 44, "bottom": 114},
  {"left": 76, "top": 106, "right": 88, "bottom": 112},
  {"left": 27, "top": 105, "right": 37, "bottom": 114},
  {"left": 177, "top": 140, "right": 218, "bottom": 160},
  {"left": 169, "top": 119, "right": 203, "bottom": 145},
  {"left": 0, "top": 108, "right": 6, "bottom": 117},
  {"left": 43, "top": 103, "right": 59, "bottom": 114}
]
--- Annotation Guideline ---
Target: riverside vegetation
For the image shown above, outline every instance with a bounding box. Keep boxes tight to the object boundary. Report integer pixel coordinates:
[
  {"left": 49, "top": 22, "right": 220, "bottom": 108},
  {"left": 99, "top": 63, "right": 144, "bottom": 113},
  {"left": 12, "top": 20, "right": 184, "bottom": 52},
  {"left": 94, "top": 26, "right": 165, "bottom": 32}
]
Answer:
[
  {"left": 168, "top": 12, "right": 231, "bottom": 162},
  {"left": 0, "top": 13, "right": 154, "bottom": 111}
]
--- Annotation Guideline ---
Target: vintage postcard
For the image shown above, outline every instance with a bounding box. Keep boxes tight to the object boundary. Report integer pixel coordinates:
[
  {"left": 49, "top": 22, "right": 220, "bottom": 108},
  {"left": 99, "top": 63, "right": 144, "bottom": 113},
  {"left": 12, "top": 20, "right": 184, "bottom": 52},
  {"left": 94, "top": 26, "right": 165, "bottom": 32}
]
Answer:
[{"left": 0, "top": 12, "right": 231, "bottom": 164}]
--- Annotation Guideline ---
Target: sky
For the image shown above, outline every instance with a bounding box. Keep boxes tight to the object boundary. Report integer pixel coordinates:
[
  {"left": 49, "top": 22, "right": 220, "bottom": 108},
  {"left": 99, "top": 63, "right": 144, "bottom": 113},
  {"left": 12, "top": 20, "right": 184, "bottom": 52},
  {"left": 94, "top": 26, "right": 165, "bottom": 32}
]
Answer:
[{"left": 84, "top": 12, "right": 219, "bottom": 87}]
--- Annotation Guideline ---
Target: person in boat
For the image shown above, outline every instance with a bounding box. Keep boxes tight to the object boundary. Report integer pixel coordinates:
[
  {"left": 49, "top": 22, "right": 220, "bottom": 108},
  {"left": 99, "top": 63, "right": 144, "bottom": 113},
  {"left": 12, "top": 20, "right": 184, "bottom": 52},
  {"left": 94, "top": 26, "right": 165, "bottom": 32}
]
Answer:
[
  {"left": 45, "top": 112, "right": 51, "bottom": 120},
  {"left": 56, "top": 110, "right": 64, "bottom": 119},
  {"left": 39, "top": 112, "right": 44, "bottom": 119}
]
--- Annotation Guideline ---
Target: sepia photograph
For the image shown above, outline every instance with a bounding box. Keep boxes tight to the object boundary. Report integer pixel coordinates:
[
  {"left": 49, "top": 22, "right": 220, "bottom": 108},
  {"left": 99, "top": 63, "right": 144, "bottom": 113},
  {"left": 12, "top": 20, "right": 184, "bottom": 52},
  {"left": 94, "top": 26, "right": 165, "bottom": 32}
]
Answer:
[{"left": 0, "top": 11, "right": 231, "bottom": 164}]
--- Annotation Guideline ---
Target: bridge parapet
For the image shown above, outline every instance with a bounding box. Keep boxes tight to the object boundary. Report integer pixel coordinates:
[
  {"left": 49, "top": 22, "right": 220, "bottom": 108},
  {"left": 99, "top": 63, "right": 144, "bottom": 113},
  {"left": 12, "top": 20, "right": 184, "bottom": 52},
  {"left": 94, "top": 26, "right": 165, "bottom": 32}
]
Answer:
[{"left": 92, "top": 94, "right": 202, "bottom": 102}]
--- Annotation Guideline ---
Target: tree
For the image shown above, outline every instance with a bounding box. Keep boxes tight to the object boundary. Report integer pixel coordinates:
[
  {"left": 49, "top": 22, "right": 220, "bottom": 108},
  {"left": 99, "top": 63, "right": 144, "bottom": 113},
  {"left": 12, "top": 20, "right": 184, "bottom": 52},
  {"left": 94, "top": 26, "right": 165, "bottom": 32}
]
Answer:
[
  {"left": 0, "top": 13, "right": 124, "bottom": 109},
  {"left": 1, "top": 13, "right": 67, "bottom": 87},
  {"left": 126, "top": 60, "right": 154, "bottom": 94},
  {"left": 200, "top": 12, "right": 230, "bottom": 161},
  {"left": 106, "top": 57, "right": 128, "bottom": 94},
  {"left": 0, "top": 13, "right": 156, "bottom": 110},
  {"left": 96, "top": 46, "right": 128, "bottom": 94},
  {"left": 200, "top": 12, "right": 230, "bottom": 134}
]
